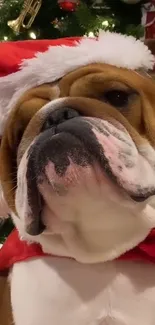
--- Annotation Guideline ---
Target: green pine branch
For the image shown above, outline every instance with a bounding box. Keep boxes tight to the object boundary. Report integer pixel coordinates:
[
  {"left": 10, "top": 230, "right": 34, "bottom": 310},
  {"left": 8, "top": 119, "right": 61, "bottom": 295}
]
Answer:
[{"left": 0, "top": 0, "right": 143, "bottom": 41}]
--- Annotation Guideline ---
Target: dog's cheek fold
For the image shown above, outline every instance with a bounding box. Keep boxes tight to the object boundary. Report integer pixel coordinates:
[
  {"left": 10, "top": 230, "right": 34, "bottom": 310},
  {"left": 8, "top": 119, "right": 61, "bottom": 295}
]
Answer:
[{"left": 26, "top": 148, "right": 45, "bottom": 236}]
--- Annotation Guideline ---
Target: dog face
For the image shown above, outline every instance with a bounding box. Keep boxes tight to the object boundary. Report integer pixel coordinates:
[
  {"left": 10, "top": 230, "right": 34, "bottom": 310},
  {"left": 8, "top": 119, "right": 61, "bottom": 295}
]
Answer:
[{"left": 1, "top": 62, "right": 155, "bottom": 263}]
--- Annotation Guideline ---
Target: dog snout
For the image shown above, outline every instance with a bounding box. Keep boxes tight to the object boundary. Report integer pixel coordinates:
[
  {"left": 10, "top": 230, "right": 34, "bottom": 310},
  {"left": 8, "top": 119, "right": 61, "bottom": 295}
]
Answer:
[{"left": 41, "top": 107, "right": 80, "bottom": 132}]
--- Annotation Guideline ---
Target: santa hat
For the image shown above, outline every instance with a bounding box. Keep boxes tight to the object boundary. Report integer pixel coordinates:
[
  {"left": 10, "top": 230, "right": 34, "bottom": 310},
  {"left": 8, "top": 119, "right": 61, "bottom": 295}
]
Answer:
[{"left": 0, "top": 31, "right": 154, "bottom": 136}]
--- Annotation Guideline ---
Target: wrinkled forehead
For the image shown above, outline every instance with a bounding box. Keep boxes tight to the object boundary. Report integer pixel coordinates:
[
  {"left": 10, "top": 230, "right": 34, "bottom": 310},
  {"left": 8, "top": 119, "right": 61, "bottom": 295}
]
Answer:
[
  {"left": 2, "top": 62, "right": 155, "bottom": 154},
  {"left": 1, "top": 62, "right": 155, "bottom": 216},
  {"left": 58, "top": 64, "right": 155, "bottom": 106}
]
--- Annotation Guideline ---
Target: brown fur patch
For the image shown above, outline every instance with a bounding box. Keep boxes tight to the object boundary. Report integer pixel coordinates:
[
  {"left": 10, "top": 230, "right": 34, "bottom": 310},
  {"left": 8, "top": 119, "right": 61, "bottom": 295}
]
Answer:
[
  {"left": 0, "top": 276, "right": 12, "bottom": 325},
  {"left": 60, "top": 63, "right": 155, "bottom": 141}
]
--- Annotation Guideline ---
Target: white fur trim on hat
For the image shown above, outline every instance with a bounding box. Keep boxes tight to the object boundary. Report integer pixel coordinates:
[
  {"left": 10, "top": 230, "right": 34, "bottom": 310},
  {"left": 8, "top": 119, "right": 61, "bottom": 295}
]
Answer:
[{"left": 0, "top": 31, "right": 154, "bottom": 136}]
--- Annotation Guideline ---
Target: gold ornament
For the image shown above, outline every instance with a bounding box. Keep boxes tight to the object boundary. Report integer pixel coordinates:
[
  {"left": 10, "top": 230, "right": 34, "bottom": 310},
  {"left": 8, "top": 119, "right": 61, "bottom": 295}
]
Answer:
[{"left": 7, "top": 0, "right": 42, "bottom": 34}]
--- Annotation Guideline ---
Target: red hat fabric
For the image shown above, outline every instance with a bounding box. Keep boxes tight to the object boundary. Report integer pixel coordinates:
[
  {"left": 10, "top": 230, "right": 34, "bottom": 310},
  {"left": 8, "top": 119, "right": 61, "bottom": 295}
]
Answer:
[{"left": 0, "top": 37, "right": 81, "bottom": 77}]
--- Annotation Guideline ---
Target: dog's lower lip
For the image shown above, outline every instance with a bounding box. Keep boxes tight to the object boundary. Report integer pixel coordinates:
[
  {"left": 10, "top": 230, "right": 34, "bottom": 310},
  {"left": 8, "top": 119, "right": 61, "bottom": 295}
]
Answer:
[
  {"left": 26, "top": 219, "right": 45, "bottom": 236},
  {"left": 130, "top": 194, "right": 151, "bottom": 202}
]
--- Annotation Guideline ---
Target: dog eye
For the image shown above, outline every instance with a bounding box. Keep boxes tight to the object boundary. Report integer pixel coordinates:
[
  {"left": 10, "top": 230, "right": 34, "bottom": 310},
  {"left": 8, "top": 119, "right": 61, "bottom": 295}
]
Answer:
[{"left": 103, "top": 90, "right": 129, "bottom": 108}]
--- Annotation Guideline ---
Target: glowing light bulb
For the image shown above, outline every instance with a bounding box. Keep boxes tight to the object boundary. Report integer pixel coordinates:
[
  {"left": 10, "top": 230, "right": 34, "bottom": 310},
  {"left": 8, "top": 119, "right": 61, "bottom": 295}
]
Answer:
[
  {"left": 3, "top": 36, "right": 8, "bottom": 41},
  {"left": 29, "top": 32, "right": 36, "bottom": 39},
  {"left": 102, "top": 20, "right": 109, "bottom": 27},
  {"left": 88, "top": 31, "right": 95, "bottom": 37}
]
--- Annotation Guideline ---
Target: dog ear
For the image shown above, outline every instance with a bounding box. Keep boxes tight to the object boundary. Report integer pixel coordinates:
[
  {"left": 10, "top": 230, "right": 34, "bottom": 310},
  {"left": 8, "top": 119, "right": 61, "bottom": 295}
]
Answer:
[{"left": 0, "top": 84, "right": 60, "bottom": 215}]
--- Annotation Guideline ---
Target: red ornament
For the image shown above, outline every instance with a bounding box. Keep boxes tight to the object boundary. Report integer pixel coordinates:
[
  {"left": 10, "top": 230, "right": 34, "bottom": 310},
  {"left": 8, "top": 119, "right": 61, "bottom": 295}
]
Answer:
[{"left": 58, "top": 0, "right": 79, "bottom": 12}]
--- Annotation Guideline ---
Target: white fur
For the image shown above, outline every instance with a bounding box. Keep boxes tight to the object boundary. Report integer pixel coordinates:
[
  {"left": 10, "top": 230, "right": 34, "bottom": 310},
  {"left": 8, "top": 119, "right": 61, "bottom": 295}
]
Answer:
[
  {"left": 0, "top": 31, "right": 154, "bottom": 136},
  {"left": 11, "top": 257, "right": 155, "bottom": 325},
  {"left": 13, "top": 184, "right": 155, "bottom": 264}
]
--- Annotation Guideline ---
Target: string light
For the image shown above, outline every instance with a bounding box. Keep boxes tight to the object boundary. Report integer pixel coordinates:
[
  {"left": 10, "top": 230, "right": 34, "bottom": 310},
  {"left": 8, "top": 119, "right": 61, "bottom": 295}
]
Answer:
[
  {"left": 102, "top": 20, "right": 109, "bottom": 27},
  {"left": 29, "top": 31, "right": 37, "bottom": 39},
  {"left": 3, "top": 36, "right": 8, "bottom": 41},
  {"left": 88, "top": 31, "right": 95, "bottom": 37}
]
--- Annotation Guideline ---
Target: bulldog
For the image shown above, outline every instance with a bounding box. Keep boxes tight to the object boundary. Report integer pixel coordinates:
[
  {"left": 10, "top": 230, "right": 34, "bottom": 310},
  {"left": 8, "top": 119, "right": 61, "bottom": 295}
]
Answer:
[{"left": 1, "top": 32, "right": 155, "bottom": 325}]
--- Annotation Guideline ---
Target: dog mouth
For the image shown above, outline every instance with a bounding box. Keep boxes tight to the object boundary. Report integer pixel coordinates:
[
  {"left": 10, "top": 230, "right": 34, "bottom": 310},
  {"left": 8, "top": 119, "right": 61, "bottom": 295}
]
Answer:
[{"left": 19, "top": 106, "right": 155, "bottom": 236}]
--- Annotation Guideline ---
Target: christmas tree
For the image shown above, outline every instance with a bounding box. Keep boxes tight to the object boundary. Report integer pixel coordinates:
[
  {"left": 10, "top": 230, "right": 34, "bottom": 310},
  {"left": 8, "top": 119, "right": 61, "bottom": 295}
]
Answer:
[
  {"left": 0, "top": 0, "right": 149, "bottom": 244},
  {"left": 0, "top": 0, "right": 145, "bottom": 42}
]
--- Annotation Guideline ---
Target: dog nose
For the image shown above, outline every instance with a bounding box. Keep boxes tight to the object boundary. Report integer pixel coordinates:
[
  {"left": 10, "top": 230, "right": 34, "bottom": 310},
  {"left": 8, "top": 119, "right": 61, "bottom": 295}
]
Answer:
[{"left": 42, "top": 107, "right": 80, "bottom": 132}]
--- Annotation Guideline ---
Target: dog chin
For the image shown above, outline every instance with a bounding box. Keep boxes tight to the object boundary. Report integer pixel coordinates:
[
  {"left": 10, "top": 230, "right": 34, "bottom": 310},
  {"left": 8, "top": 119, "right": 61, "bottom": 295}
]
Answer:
[
  {"left": 12, "top": 186, "right": 155, "bottom": 264},
  {"left": 14, "top": 160, "right": 155, "bottom": 264}
]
